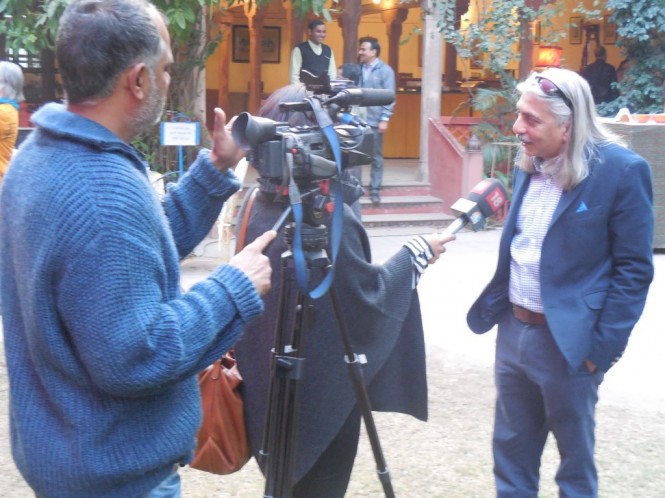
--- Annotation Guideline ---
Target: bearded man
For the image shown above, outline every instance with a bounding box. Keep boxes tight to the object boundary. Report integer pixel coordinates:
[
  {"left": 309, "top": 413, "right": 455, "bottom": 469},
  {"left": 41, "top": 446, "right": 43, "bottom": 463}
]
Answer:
[{"left": 0, "top": 1, "right": 274, "bottom": 496}]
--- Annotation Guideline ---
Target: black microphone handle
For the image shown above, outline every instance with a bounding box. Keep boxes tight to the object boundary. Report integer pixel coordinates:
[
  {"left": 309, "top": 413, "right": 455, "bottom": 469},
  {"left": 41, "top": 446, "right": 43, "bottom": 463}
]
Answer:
[
  {"left": 356, "top": 88, "right": 395, "bottom": 107},
  {"left": 329, "top": 88, "right": 395, "bottom": 107}
]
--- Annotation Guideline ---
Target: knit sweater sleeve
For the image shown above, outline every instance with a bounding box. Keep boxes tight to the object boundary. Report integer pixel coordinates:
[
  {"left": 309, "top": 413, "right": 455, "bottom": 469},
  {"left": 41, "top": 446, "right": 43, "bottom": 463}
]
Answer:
[
  {"left": 55, "top": 156, "right": 261, "bottom": 398},
  {"left": 163, "top": 149, "right": 241, "bottom": 258}
]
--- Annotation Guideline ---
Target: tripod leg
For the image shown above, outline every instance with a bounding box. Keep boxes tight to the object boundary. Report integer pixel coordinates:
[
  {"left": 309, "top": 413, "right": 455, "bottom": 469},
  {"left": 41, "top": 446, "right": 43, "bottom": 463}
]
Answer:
[
  {"left": 261, "top": 220, "right": 395, "bottom": 497},
  {"left": 328, "top": 286, "right": 396, "bottom": 498},
  {"left": 262, "top": 255, "right": 312, "bottom": 498}
]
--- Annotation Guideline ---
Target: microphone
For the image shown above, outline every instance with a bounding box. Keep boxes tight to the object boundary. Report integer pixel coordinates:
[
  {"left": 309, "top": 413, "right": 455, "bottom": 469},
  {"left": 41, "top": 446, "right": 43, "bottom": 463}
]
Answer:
[
  {"left": 442, "top": 178, "right": 508, "bottom": 236},
  {"left": 278, "top": 89, "right": 395, "bottom": 115},
  {"left": 326, "top": 88, "right": 395, "bottom": 107}
]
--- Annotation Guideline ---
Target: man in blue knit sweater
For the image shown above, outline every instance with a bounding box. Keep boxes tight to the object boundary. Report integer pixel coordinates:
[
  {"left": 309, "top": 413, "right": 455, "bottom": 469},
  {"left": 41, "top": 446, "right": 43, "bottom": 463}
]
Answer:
[{"left": 0, "top": 1, "right": 275, "bottom": 496}]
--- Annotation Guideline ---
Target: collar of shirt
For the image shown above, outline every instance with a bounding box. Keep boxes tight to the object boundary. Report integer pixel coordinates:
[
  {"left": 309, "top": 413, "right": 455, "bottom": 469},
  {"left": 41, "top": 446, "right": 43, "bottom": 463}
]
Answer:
[
  {"left": 362, "top": 60, "right": 377, "bottom": 82},
  {"left": 307, "top": 39, "right": 323, "bottom": 55},
  {"left": 533, "top": 155, "right": 563, "bottom": 177},
  {"left": 0, "top": 98, "right": 19, "bottom": 110}
]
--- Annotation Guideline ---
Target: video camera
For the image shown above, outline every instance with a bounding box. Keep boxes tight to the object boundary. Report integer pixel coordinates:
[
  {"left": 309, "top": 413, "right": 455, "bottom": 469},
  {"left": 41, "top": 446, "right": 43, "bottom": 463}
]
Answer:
[{"left": 231, "top": 72, "right": 395, "bottom": 184}]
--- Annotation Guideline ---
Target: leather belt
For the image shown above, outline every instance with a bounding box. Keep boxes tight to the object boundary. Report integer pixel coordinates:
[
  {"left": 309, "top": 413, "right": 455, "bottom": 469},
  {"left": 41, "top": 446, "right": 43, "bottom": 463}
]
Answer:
[{"left": 512, "top": 304, "right": 547, "bottom": 326}]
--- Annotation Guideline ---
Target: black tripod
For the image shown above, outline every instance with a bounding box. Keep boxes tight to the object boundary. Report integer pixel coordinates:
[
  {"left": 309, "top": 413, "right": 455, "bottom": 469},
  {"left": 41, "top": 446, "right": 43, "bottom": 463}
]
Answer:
[{"left": 260, "top": 221, "right": 395, "bottom": 498}]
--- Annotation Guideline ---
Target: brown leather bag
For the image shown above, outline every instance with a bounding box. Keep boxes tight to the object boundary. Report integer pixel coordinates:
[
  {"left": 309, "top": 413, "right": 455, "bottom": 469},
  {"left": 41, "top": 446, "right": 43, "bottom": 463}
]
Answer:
[
  {"left": 190, "top": 353, "right": 250, "bottom": 474},
  {"left": 190, "top": 187, "right": 259, "bottom": 475}
]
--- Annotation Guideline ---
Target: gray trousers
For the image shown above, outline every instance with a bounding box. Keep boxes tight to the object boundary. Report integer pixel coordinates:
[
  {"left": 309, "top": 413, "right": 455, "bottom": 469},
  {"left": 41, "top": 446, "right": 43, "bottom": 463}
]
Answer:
[{"left": 369, "top": 126, "right": 384, "bottom": 195}]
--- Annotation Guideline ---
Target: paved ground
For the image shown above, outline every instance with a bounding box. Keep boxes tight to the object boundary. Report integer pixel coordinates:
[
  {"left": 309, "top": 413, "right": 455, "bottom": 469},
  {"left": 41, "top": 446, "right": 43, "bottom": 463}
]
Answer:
[{"left": 1, "top": 227, "right": 664, "bottom": 497}]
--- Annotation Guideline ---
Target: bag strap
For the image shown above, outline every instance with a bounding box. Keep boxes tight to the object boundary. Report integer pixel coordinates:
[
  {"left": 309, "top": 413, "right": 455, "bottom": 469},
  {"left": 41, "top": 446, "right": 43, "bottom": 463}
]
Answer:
[
  {"left": 223, "top": 187, "right": 258, "bottom": 360},
  {"left": 235, "top": 186, "right": 258, "bottom": 253}
]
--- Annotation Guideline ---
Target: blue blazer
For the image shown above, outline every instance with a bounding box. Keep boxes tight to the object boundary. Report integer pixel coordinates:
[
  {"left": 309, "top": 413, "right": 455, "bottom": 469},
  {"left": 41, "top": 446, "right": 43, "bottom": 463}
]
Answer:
[{"left": 468, "top": 143, "right": 654, "bottom": 372}]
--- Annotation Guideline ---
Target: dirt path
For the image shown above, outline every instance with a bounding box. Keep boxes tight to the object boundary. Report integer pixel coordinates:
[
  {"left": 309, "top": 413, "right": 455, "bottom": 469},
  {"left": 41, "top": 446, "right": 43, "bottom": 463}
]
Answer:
[
  {"left": 1, "top": 228, "right": 663, "bottom": 497},
  {"left": 2, "top": 341, "right": 663, "bottom": 497}
]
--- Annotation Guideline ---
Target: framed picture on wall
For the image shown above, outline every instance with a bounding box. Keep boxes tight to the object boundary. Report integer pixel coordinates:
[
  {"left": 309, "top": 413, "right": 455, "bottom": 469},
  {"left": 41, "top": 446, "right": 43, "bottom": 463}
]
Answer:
[
  {"left": 569, "top": 17, "right": 583, "bottom": 45},
  {"left": 603, "top": 15, "right": 617, "bottom": 44},
  {"left": 232, "top": 26, "right": 281, "bottom": 63}
]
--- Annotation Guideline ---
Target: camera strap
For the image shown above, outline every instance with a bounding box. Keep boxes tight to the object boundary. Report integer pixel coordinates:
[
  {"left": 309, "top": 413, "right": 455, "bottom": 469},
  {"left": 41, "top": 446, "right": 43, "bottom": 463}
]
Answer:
[{"left": 290, "top": 96, "right": 344, "bottom": 299}]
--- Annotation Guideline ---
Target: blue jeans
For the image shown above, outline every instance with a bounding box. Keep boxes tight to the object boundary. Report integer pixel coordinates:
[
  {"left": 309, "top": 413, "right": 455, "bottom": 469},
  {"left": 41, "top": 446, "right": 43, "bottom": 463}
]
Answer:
[
  {"left": 143, "top": 470, "right": 181, "bottom": 498},
  {"left": 493, "top": 310, "right": 604, "bottom": 498}
]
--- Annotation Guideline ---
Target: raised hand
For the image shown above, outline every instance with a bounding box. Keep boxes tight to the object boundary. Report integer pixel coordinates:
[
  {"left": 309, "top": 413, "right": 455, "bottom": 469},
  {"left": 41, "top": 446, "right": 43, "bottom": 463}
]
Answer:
[{"left": 208, "top": 107, "right": 246, "bottom": 173}]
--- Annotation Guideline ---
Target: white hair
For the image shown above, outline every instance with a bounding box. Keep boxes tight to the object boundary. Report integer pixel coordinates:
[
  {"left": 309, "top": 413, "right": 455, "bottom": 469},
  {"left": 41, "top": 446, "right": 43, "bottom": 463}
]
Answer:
[
  {"left": 515, "top": 68, "right": 624, "bottom": 190},
  {"left": 0, "top": 61, "right": 25, "bottom": 102}
]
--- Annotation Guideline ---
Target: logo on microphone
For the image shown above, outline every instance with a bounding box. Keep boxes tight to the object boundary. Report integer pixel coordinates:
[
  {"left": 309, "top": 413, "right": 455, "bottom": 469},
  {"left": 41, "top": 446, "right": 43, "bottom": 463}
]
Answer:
[{"left": 485, "top": 187, "right": 507, "bottom": 212}]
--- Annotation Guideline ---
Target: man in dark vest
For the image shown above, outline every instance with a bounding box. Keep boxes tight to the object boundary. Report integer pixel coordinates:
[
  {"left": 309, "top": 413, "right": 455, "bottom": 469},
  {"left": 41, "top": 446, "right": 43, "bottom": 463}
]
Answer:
[{"left": 289, "top": 19, "right": 337, "bottom": 85}]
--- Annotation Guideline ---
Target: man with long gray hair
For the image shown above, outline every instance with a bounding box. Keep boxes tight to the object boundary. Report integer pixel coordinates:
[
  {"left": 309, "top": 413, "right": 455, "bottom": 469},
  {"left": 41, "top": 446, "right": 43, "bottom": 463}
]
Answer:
[
  {"left": 467, "top": 67, "right": 653, "bottom": 497},
  {"left": 0, "top": 0, "right": 274, "bottom": 496}
]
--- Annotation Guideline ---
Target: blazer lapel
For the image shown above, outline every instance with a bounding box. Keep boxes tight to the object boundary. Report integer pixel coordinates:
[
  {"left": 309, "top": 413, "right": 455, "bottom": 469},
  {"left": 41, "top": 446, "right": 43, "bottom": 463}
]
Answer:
[
  {"left": 550, "top": 185, "right": 584, "bottom": 226},
  {"left": 504, "top": 169, "right": 530, "bottom": 235},
  {"left": 550, "top": 158, "right": 598, "bottom": 226}
]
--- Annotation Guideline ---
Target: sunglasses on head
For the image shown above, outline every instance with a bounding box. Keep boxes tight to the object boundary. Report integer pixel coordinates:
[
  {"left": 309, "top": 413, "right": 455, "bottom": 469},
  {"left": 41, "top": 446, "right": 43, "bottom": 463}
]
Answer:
[{"left": 535, "top": 76, "right": 573, "bottom": 111}]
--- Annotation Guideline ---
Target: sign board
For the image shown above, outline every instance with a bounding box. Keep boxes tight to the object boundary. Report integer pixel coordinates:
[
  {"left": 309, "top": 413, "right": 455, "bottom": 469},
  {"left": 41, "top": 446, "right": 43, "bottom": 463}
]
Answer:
[{"left": 160, "top": 122, "right": 200, "bottom": 146}]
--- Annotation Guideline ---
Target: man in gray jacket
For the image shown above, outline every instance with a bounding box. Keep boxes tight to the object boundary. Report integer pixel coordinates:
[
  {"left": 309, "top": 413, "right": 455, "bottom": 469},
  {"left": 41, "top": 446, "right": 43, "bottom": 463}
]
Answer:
[{"left": 358, "top": 37, "right": 395, "bottom": 205}]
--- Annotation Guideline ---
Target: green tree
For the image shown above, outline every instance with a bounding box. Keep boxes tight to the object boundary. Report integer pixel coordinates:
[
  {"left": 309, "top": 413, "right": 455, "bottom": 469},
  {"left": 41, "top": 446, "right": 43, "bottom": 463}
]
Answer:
[
  {"left": 438, "top": 0, "right": 563, "bottom": 82},
  {"left": 0, "top": 0, "right": 328, "bottom": 57},
  {"left": 0, "top": 0, "right": 327, "bottom": 170},
  {"left": 433, "top": 1, "right": 565, "bottom": 142},
  {"left": 1, "top": 0, "right": 232, "bottom": 114},
  {"left": 433, "top": 0, "right": 566, "bottom": 187}
]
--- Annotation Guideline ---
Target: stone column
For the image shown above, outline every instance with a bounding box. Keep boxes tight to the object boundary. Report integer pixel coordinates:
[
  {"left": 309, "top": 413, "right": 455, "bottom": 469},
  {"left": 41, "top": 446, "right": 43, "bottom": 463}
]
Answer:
[
  {"left": 418, "top": 0, "right": 444, "bottom": 182},
  {"left": 444, "top": 0, "right": 470, "bottom": 89},
  {"left": 444, "top": 43, "right": 458, "bottom": 90},
  {"left": 217, "top": 21, "right": 232, "bottom": 111},
  {"left": 284, "top": 4, "right": 305, "bottom": 85},
  {"left": 462, "top": 134, "right": 483, "bottom": 194},
  {"left": 244, "top": 4, "right": 267, "bottom": 113},
  {"left": 339, "top": 0, "right": 361, "bottom": 63},
  {"left": 520, "top": 0, "right": 545, "bottom": 79},
  {"left": 285, "top": 4, "right": 306, "bottom": 51},
  {"left": 518, "top": 18, "right": 535, "bottom": 79},
  {"left": 382, "top": 8, "right": 408, "bottom": 72}
]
